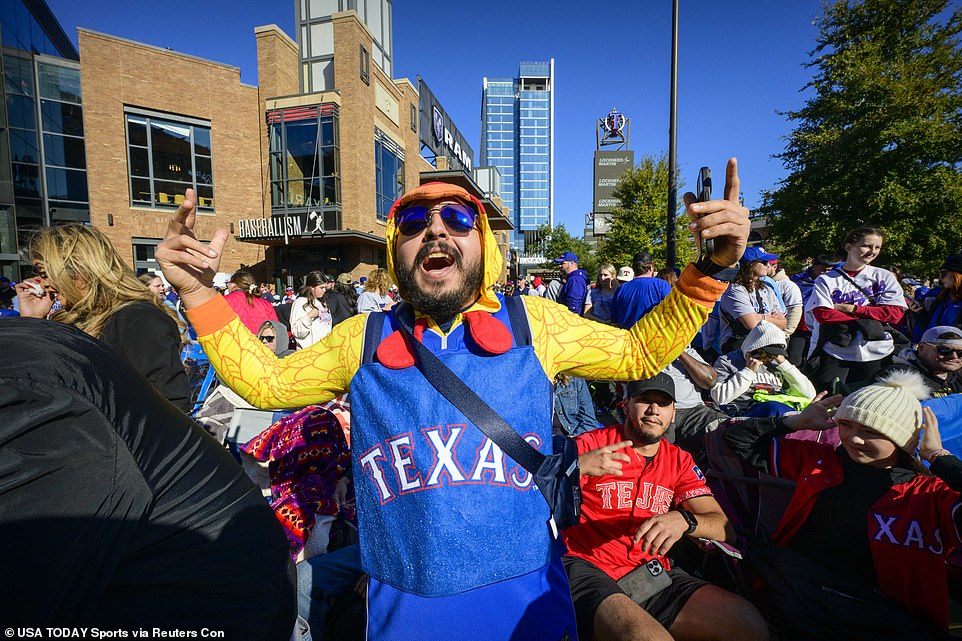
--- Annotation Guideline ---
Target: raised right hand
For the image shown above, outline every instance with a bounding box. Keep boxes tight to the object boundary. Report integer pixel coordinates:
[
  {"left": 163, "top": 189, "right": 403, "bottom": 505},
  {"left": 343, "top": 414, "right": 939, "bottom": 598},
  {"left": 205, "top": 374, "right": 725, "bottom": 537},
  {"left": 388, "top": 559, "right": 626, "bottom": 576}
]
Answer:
[
  {"left": 579, "top": 440, "right": 633, "bottom": 477},
  {"left": 784, "top": 391, "right": 844, "bottom": 432},
  {"left": 155, "top": 188, "right": 228, "bottom": 308},
  {"left": 683, "top": 158, "right": 751, "bottom": 268}
]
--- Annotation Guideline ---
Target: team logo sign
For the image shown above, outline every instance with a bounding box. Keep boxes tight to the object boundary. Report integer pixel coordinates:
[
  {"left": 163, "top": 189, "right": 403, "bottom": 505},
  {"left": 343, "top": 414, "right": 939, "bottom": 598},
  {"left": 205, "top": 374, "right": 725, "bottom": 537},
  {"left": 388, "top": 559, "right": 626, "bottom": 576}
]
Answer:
[{"left": 432, "top": 105, "right": 444, "bottom": 143}]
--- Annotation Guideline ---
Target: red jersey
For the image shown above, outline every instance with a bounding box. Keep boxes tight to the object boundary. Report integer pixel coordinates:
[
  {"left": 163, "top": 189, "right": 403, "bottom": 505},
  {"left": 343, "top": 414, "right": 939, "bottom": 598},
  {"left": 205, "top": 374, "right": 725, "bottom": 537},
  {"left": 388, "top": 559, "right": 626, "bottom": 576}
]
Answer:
[
  {"left": 770, "top": 439, "right": 961, "bottom": 630},
  {"left": 564, "top": 425, "right": 712, "bottom": 580}
]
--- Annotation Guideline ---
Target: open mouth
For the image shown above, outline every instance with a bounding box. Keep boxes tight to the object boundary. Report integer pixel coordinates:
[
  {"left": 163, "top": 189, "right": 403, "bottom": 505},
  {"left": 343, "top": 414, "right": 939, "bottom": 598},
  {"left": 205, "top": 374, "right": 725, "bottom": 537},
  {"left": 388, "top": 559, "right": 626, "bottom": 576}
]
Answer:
[{"left": 418, "top": 246, "right": 459, "bottom": 280}]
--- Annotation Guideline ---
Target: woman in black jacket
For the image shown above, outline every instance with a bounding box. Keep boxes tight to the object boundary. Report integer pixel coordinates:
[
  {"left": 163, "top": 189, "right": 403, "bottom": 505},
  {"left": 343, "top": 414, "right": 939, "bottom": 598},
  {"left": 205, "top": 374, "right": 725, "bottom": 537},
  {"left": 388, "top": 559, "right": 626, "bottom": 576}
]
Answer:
[{"left": 15, "top": 224, "right": 189, "bottom": 411}]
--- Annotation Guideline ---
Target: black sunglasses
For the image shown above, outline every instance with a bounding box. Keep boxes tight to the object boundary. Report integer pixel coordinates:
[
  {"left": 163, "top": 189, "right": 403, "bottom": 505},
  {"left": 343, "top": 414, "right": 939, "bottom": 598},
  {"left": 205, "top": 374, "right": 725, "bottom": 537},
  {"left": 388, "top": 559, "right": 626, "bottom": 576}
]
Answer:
[
  {"left": 395, "top": 202, "right": 477, "bottom": 236},
  {"left": 935, "top": 346, "right": 962, "bottom": 358},
  {"left": 259, "top": 335, "right": 276, "bottom": 344}
]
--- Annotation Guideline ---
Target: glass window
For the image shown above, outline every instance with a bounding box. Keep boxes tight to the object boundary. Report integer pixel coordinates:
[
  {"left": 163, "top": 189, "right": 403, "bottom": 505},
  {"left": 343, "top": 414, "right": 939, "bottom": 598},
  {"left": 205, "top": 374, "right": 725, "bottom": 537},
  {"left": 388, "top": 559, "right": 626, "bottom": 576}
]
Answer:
[
  {"left": 375, "top": 134, "right": 403, "bottom": 223},
  {"left": 10, "top": 129, "right": 39, "bottom": 164},
  {"left": 42, "top": 133, "right": 85, "bottom": 168},
  {"left": 368, "top": 0, "right": 382, "bottom": 44},
  {"left": 125, "top": 112, "right": 214, "bottom": 210},
  {"left": 7, "top": 94, "right": 36, "bottom": 130},
  {"left": 40, "top": 100, "right": 83, "bottom": 136},
  {"left": 359, "top": 45, "right": 370, "bottom": 85},
  {"left": 268, "top": 109, "right": 340, "bottom": 212},
  {"left": 311, "top": 60, "right": 334, "bottom": 92},
  {"left": 48, "top": 201, "right": 90, "bottom": 225},
  {"left": 310, "top": 22, "right": 334, "bottom": 57},
  {"left": 309, "top": 0, "right": 339, "bottom": 18},
  {"left": 3, "top": 55, "right": 34, "bottom": 97},
  {"left": 37, "top": 63, "right": 81, "bottom": 104},
  {"left": 12, "top": 163, "right": 41, "bottom": 198}
]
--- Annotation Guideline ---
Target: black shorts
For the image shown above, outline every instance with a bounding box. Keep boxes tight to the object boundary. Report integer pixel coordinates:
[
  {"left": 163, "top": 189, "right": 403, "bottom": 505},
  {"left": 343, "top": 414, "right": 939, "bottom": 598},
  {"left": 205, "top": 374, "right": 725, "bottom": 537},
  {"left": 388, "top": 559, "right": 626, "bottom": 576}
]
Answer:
[{"left": 563, "top": 555, "right": 706, "bottom": 640}]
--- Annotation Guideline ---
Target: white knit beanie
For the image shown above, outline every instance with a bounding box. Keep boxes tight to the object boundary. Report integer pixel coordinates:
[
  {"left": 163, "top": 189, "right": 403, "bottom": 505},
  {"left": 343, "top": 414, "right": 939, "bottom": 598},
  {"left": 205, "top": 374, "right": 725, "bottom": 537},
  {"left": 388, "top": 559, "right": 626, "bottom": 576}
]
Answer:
[
  {"left": 741, "top": 320, "right": 787, "bottom": 356},
  {"left": 835, "top": 370, "right": 931, "bottom": 452}
]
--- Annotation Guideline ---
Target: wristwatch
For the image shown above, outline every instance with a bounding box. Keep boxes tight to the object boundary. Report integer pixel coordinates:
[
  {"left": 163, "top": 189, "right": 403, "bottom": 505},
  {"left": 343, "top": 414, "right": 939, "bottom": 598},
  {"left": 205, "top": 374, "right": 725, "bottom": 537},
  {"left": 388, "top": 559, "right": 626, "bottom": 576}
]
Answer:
[
  {"left": 693, "top": 257, "right": 739, "bottom": 283},
  {"left": 678, "top": 509, "right": 698, "bottom": 535}
]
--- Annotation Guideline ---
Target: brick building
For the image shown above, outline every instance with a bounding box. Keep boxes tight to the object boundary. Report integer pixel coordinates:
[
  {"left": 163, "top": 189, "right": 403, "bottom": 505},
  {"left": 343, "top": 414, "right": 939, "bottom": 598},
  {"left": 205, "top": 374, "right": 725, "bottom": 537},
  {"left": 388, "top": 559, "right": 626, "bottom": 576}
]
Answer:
[{"left": 3, "top": 1, "right": 510, "bottom": 286}]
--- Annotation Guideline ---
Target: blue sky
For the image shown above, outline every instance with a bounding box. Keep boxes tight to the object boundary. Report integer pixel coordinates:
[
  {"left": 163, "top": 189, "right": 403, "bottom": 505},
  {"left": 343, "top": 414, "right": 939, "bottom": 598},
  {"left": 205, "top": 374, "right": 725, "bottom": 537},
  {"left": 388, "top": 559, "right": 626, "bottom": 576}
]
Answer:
[{"left": 47, "top": 0, "right": 826, "bottom": 235}]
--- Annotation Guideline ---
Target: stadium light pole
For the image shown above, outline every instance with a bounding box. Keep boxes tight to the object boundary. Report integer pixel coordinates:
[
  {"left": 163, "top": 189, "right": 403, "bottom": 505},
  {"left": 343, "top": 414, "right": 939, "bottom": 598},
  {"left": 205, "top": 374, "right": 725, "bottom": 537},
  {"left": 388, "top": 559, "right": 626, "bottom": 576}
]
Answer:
[{"left": 666, "top": 0, "right": 679, "bottom": 270}]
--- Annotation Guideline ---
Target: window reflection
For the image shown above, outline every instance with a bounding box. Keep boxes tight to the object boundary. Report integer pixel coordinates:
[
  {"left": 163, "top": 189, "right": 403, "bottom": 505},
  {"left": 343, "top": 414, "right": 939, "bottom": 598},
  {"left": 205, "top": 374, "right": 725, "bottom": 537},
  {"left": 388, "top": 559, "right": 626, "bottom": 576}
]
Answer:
[
  {"left": 267, "top": 107, "right": 340, "bottom": 214},
  {"left": 375, "top": 132, "right": 403, "bottom": 223},
  {"left": 125, "top": 112, "right": 214, "bottom": 210}
]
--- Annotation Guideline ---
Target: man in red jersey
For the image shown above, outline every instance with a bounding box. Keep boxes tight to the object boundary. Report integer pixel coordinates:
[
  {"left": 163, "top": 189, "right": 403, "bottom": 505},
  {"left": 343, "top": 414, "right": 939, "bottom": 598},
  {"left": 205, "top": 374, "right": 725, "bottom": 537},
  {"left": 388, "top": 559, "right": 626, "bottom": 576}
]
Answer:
[{"left": 563, "top": 373, "right": 768, "bottom": 641}]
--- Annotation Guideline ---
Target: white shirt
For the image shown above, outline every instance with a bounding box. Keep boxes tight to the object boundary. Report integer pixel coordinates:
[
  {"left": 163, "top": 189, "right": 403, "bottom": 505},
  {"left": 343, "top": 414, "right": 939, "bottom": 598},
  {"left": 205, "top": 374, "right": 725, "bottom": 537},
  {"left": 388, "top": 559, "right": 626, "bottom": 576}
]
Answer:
[
  {"left": 804, "top": 265, "right": 906, "bottom": 362},
  {"left": 290, "top": 296, "right": 333, "bottom": 350}
]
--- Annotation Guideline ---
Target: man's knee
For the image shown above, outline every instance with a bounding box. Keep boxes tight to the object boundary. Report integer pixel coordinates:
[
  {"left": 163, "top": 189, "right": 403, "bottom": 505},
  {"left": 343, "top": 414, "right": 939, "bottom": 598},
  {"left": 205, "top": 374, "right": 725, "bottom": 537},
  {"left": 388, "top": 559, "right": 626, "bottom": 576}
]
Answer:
[
  {"left": 593, "top": 593, "right": 673, "bottom": 641},
  {"left": 672, "top": 585, "right": 769, "bottom": 641}
]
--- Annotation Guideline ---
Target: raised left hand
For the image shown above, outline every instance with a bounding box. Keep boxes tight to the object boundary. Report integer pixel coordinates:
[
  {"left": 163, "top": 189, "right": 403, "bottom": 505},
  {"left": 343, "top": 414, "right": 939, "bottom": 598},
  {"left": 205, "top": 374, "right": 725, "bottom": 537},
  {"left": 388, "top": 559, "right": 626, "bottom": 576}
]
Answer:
[{"left": 919, "top": 407, "right": 944, "bottom": 461}]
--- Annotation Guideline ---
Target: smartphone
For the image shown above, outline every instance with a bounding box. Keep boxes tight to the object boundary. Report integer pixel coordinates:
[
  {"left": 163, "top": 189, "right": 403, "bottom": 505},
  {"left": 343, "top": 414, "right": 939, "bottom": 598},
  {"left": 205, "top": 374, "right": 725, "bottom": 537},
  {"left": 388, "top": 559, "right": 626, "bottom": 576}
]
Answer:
[{"left": 696, "top": 166, "right": 714, "bottom": 258}]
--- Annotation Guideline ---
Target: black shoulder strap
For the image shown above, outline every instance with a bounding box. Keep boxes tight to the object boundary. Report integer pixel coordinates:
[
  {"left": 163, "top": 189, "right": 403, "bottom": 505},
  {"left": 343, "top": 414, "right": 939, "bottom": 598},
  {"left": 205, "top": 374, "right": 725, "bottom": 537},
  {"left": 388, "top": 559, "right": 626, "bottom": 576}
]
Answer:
[
  {"left": 502, "top": 295, "right": 532, "bottom": 347},
  {"left": 360, "top": 311, "right": 387, "bottom": 365},
  {"left": 393, "top": 305, "right": 546, "bottom": 476},
  {"left": 833, "top": 266, "right": 878, "bottom": 305}
]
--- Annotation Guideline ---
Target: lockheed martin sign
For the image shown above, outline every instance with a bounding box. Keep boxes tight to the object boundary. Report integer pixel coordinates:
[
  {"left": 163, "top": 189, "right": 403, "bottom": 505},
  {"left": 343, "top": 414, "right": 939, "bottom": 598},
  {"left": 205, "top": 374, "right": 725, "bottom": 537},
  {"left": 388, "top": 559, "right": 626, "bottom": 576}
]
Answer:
[
  {"left": 593, "top": 150, "right": 634, "bottom": 213},
  {"left": 418, "top": 77, "right": 474, "bottom": 172}
]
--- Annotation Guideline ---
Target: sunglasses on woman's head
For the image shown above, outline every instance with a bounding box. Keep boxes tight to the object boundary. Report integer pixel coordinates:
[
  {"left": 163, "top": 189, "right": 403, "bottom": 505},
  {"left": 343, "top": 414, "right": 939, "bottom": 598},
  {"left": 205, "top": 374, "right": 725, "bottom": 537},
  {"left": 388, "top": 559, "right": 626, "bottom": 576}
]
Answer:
[{"left": 395, "top": 202, "right": 478, "bottom": 236}]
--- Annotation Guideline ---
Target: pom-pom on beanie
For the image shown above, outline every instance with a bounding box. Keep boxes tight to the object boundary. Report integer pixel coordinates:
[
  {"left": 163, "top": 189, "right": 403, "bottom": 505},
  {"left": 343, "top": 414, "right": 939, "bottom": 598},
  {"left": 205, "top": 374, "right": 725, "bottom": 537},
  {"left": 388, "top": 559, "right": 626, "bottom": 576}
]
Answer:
[{"left": 835, "top": 369, "right": 931, "bottom": 452}]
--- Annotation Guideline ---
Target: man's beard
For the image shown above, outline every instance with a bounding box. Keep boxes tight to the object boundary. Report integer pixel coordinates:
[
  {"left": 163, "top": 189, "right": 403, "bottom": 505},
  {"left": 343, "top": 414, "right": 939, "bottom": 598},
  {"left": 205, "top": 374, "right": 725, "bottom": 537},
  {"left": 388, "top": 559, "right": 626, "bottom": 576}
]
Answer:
[
  {"left": 627, "top": 418, "right": 669, "bottom": 445},
  {"left": 395, "top": 241, "right": 484, "bottom": 324}
]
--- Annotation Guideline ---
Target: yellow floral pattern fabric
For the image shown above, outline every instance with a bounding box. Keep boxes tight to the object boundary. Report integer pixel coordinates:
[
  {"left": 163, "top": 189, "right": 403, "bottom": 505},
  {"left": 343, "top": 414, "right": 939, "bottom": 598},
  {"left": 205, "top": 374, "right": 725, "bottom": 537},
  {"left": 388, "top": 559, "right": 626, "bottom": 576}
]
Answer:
[{"left": 190, "top": 265, "right": 723, "bottom": 410}]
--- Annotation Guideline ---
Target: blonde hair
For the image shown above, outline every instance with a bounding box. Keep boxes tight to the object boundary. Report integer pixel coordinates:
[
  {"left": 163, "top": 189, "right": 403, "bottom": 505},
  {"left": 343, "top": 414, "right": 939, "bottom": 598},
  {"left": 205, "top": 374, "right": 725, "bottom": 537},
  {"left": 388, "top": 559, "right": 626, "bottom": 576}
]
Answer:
[
  {"left": 28, "top": 224, "right": 181, "bottom": 339},
  {"left": 364, "top": 268, "right": 392, "bottom": 296}
]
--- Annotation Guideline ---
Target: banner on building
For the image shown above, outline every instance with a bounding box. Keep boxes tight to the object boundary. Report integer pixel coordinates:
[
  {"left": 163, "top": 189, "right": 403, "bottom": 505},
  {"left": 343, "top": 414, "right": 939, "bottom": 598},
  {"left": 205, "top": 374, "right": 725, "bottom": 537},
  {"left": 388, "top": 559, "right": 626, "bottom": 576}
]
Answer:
[{"left": 418, "top": 77, "right": 474, "bottom": 172}]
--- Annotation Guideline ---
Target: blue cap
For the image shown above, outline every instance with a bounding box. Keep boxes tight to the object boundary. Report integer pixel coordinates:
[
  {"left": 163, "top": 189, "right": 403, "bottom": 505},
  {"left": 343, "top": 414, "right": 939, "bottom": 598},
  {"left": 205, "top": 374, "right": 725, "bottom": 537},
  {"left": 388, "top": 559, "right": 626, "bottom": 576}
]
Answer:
[
  {"left": 740, "top": 246, "right": 779, "bottom": 264},
  {"left": 553, "top": 251, "right": 579, "bottom": 264}
]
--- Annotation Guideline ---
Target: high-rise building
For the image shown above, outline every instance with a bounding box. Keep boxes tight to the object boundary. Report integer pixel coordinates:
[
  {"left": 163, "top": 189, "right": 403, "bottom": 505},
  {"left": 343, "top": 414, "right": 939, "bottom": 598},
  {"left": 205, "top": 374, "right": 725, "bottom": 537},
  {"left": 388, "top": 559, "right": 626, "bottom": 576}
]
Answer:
[
  {"left": 481, "top": 59, "right": 553, "bottom": 254},
  {"left": 0, "top": 0, "right": 89, "bottom": 279}
]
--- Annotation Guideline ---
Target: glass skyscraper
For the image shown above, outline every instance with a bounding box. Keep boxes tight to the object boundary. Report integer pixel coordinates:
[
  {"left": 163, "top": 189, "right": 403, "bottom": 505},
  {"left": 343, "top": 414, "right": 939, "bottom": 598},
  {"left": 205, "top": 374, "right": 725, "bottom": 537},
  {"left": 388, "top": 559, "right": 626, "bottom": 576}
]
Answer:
[{"left": 481, "top": 59, "right": 553, "bottom": 253}]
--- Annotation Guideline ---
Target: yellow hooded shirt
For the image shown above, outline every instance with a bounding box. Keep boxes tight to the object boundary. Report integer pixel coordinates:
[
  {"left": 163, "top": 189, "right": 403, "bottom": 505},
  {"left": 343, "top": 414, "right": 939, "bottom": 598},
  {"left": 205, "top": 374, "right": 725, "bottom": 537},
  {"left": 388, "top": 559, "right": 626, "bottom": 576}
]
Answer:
[{"left": 187, "top": 182, "right": 726, "bottom": 409}]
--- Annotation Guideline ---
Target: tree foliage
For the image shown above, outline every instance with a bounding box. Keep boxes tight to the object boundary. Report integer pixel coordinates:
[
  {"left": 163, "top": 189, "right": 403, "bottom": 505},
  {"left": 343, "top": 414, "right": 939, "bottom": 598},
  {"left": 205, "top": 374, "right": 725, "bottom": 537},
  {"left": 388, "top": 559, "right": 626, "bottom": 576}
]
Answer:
[
  {"left": 762, "top": 0, "right": 962, "bottom": 275},
  {"left": 532, "top": 224, "right": 600, "bottom": 278},
  {"left": 599, "top": 153, "right": 696, "bottom": 271}
]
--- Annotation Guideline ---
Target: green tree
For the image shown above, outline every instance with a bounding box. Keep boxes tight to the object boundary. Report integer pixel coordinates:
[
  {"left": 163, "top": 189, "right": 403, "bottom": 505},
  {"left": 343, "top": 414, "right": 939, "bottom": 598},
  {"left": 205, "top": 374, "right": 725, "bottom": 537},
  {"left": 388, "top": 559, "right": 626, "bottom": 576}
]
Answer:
[
  {"left": 599, "top": 153, "right": 696, "bottom": 271},
  {"left": 762, "top": 0, "right": 962, "bottom": 274},
  {"left": 532, "top": 224, "right": 599, "bottom": 278}
]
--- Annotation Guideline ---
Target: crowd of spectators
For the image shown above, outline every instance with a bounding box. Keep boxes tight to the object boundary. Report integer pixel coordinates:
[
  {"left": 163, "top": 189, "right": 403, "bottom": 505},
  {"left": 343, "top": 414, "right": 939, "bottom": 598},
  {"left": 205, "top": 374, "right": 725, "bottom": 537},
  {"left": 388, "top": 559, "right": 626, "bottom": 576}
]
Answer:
[{"left": 3, "top": 202, "right": 962, "bottom": 641}]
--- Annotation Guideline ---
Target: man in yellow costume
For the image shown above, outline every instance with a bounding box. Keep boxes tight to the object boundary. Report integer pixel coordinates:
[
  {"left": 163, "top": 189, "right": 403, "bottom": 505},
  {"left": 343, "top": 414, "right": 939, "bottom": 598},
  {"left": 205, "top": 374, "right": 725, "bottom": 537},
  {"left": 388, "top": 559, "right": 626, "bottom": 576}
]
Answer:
[{"left": 156, "top": 159, "right": 750, "bottom": 641}]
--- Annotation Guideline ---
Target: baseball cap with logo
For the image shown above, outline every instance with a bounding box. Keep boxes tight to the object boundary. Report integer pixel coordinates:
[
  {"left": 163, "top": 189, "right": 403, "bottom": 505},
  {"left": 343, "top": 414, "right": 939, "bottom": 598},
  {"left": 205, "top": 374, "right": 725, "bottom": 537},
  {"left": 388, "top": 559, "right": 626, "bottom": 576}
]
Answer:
[
  {"left": 553, "top": 251, "right": 579, "bottom": 264},
  {"left": 617, "top": 266, "right": 634, "bottom": 282}
]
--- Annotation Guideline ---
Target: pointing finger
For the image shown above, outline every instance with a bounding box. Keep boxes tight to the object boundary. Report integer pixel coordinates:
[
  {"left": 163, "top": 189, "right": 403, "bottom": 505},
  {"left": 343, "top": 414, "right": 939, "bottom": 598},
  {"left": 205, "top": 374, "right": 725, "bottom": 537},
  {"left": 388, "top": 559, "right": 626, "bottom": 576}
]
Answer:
[{"left": 723, "top": 157, "right": 740, "bottom": 203}]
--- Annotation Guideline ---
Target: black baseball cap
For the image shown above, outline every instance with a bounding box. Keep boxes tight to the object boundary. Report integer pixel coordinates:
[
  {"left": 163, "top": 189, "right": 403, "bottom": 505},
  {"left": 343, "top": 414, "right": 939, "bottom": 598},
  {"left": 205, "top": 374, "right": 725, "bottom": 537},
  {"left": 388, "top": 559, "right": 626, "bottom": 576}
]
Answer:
[{"left": 625, "top": 373, "right": 675, "bottom": 402}]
